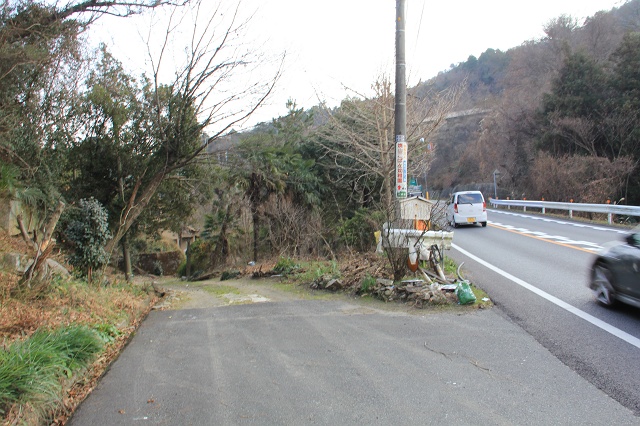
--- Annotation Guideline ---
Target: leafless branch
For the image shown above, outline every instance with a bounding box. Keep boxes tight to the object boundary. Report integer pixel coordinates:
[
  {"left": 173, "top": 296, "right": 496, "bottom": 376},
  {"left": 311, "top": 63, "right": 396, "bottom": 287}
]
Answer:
[
  {"left": 105, "top": 0, "right": 281, "bottom": 251},
  {"left": 316, "top": 73, "right": 462, "bottom": 210}
]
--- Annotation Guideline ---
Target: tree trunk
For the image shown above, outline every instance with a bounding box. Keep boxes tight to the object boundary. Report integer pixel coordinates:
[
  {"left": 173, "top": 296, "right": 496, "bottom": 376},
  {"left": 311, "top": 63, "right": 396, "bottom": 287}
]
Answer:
[
  {"left": 19, "top": 200, "right": 65, "bottom": 288},
  {"left": 16, "top": 214, "right": 37, "bottom": 250},
  {"left": 185, "top": 239, "right": 192, "bottom": 277},
  {"left": 105, "top": 170, "right": 166, "bottom": 256},
  {"left": 252, "top": 206, "right": 259, "bottom": 262},
  {"left": 121, "top": 232, "right": 132, "bottom": 281},
  {"left": 212, "top": 203, "right": 231, "bottom": 266},
  {"left": 118, "top": 155, "right": 133, "bottom": 281}
]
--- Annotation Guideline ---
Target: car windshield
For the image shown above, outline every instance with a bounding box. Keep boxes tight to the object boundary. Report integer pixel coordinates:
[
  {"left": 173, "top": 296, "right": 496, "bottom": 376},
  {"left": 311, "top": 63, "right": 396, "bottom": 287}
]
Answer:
[
  {"left": 628, "top": 233, "right": 640, "bottom": 247},
  {"left": 458, "top": 193, "right": 483, "bottom": 204}
]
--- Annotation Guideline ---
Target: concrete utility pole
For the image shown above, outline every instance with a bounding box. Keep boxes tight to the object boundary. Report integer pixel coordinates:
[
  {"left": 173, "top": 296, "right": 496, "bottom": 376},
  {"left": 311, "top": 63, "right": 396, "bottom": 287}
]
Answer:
[{"left": 394, "top": 0, "right": 407, "bottom": 204}]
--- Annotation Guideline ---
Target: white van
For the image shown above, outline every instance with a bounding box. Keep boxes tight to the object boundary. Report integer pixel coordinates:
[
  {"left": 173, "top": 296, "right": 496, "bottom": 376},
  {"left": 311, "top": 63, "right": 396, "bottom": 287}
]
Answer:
[{"left": 446, "top": 191, "right": 487, "bottom": 228}]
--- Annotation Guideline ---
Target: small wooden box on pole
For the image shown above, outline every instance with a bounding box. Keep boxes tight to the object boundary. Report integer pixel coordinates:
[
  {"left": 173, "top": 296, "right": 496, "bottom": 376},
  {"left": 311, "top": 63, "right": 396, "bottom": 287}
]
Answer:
[{"left": 400, "top": 196, "right": 434, "bottom": 230}]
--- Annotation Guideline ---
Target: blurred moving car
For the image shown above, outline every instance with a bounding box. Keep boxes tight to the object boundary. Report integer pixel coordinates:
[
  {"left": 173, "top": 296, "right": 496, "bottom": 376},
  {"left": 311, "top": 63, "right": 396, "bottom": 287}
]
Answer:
[
  {"left": 446, "top": 191, "right": 487, "bottom": 228},
  {"left": 589, "top": 232, "right": 640, "bottom": 308}
]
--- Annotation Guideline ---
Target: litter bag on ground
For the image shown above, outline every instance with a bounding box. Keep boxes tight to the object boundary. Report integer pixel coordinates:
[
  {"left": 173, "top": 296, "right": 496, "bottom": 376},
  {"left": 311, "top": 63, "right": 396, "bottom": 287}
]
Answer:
[{"left": 455, "top": 280, "right": 476, "bottom": 305}]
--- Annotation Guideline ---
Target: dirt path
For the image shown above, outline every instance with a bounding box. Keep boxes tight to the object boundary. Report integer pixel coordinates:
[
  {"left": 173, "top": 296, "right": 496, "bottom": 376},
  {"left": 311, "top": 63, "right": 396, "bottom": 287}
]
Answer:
[
  {"left": 147, "top": 274, "right": 485, "bottom": 316},
  {"left": 151, "top": 275, "right": 342, "bottom": 310}
]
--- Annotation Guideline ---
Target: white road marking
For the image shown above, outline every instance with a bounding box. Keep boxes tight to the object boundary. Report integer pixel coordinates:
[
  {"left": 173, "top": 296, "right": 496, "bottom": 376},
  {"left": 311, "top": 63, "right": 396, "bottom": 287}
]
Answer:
[
  {"left": 490, "top": 210, "right": 629, "bottom": 234},
  {"left": 453, "top": 243, "right": 640, "bottom": 349},
  {"left": 490, "top": 221, "right": 604, "bottom": 251}
]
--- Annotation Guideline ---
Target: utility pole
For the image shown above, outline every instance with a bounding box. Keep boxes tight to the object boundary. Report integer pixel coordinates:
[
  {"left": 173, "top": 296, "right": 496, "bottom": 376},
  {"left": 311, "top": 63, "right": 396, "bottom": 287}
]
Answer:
[{"left": 394, "top": 0, "right": 407, "bottom": 216}]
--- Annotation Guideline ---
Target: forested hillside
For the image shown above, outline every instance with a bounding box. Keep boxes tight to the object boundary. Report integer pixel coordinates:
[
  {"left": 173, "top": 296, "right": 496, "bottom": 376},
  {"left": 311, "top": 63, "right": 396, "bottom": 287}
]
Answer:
[
  {"left": 421, "top": 0, "right": 640, "bottom": 204},
  {"left": 3, "top": 0, "right": 640, "bottom": 276}
]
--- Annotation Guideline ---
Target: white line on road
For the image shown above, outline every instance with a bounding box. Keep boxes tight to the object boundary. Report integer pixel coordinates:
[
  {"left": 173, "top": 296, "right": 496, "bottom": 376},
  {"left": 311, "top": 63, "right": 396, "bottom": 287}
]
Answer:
[
  {"left": 490, "top": 210, "right": 629, "bottom": 234},
  {"left": 453, "top": 243, "right": 640, "bottom": 350},
  {"left": 490, "top": 222, "right": 604, "bottom": 251}
]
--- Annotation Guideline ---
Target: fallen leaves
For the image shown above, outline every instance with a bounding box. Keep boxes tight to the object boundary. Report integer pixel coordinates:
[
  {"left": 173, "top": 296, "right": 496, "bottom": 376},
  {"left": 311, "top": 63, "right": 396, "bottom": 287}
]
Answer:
[{"left": 0, "top": 228, "right": 158, "bottom": 424}]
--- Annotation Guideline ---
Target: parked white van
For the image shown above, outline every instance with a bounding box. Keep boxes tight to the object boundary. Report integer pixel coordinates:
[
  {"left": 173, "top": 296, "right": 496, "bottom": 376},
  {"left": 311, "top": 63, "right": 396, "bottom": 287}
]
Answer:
[{"left": 446, "top": 191, "right": 487, "bottom": 228}]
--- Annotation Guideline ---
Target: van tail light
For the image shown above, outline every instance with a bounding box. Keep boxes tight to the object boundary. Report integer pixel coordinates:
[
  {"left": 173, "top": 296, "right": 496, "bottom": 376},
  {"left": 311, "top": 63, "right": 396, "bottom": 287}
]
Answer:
[
  {"left": 483, "top": 201, "right": 486, "bottom": 211},
  {"left": 454, "top": 203, "right": 458, "bottom": 213}
]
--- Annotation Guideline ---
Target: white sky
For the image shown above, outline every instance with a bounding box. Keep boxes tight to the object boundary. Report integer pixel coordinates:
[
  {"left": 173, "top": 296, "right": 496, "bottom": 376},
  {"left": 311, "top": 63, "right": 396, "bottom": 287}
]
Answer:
[{"left": 90, "top": 0, "right": 626, "bottom": 129}]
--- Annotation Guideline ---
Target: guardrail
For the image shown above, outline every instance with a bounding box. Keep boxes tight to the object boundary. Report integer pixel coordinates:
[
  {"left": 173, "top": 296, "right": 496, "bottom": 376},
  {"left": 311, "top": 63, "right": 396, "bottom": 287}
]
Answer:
[{"left": 489, "top": 198, "right": 640, "bottom": 225}]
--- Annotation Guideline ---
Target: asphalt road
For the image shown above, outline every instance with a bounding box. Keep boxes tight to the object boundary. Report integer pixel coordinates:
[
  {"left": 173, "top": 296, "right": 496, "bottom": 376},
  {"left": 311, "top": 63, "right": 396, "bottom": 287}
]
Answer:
[
  {"left": 68, "top": 287, "right": 638, "bottom": 424},
  {"left": 448, "top": 209, "right": 640, "bottom": 416}
]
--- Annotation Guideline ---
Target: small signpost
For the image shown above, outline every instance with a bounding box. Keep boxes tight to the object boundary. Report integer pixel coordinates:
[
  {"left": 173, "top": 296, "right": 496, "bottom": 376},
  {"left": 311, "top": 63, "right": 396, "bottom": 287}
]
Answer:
[{"left": 395, "top": 138, "right": 407, "bottom": 198}]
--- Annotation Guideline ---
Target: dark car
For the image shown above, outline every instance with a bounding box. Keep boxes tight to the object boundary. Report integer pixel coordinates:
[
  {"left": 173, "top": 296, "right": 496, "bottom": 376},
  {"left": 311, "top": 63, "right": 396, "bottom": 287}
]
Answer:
[{"left": 589, "top": 232, "right": 640, "bottom": 308}]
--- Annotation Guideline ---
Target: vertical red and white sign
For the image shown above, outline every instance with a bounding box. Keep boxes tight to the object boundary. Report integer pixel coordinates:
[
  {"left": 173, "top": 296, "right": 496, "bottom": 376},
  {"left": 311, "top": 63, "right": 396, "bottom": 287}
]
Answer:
[{"left": 395, "top": 139, "right": 407, "bottom": 198}]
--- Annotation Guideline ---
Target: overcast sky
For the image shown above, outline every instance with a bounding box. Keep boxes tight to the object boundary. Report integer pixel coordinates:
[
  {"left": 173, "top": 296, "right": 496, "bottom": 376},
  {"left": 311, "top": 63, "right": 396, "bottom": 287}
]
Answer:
[{"left": 91, "top": 0, "right": 626, "bottom": 129}]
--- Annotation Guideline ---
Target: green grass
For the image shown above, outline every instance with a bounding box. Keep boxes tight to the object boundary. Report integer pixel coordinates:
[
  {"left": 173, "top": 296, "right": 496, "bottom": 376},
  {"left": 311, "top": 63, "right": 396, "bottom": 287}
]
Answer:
[
  {"left": 294, "top": 260, "right": 341, "bottom": 283},
  {"left": 0, "top": 325, "right": 103, "bottom": 417},
  {"left": 443, "top": 256, "right": 458, "bottom": 276},
  {"left": 470, "top": 285, "right": 492, "bottom": 308},
  {"left": 360, "top": 275, "right": 376, "bottom": 293},
  {"left": 201, "top": 284, "right": 242, "bottom": 296},
  {"left": 273, "top": 257, "right": 301, "bottom": 276},
  {"left": 93, "top": 322, "right": 123, "bottom": 344}
]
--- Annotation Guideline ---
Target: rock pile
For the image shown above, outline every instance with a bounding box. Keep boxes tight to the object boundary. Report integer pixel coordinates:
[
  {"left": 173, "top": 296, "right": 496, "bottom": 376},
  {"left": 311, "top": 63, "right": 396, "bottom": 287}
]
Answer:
[
  {"left": 367, "top": 279, "right": 459, "bottom": 307},
  {"left": 310, "top": 275, "right": 345, "bottom": 291}
]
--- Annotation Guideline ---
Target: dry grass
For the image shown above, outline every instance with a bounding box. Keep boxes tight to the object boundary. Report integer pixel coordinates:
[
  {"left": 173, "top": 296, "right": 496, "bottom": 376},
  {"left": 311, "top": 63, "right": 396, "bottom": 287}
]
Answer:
[{"left": 0, "top": 229, "right": 157, "bottom": 425}]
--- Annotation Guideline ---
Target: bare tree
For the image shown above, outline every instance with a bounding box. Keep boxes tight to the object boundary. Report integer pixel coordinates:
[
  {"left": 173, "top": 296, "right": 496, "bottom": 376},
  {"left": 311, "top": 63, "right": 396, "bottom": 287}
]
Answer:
[
  {"left": 104, "top": 0, "right": 282, "bottom": 255},
  {"left": 580, "top": 11, "right": 624, "bottom": 63},
  {"left": 547, "top": 114, "right": 599, "bottom": 157},
  {"left": 528, "top": 152, "right": 634, "bottom": 202},
  {"left": 0, "top": 1, "right": 188, "bottom": 55},
  {"left": 543, "top": 14, "right": 579, "bottom": 55},
  {"left": 263, "top": 195, "right": 318, "bottom": 258},
  {"left": 316, "top": 73, "right": 462, "bottom": 213},
  {"left": 312, "top": 74, "right": 461, "bottom": 282},
  {"left": 458, "top": 38, "right": 565, "bottom": 194}
]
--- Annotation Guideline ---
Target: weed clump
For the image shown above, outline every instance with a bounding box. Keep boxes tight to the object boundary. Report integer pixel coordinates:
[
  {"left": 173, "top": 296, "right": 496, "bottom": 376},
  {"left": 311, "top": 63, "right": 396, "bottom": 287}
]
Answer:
[
  {"left": 0, "top": 325, "right": 103, "bottom": 419},
  {"left": 273, "top": 257, "right": 300, "bottom": 276}
]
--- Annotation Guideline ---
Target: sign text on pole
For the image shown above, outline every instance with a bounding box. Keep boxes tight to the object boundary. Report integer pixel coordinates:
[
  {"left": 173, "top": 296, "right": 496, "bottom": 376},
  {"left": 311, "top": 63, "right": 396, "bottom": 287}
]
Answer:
[{"left": 395, "top": 136, "right": 407, "bottom": 198}]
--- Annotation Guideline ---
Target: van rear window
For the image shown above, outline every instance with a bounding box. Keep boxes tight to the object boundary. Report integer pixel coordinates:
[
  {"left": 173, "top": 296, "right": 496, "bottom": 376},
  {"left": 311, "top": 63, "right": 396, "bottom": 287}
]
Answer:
[{"left": 458, "top": 193, "right": 484, "bottom": 204}]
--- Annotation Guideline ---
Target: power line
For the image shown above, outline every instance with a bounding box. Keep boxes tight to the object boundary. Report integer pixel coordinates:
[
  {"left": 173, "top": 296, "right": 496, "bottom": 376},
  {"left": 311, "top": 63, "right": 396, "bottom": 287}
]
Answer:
[{"left": 413, "top": 0, "right": 426, "bottom": 52}]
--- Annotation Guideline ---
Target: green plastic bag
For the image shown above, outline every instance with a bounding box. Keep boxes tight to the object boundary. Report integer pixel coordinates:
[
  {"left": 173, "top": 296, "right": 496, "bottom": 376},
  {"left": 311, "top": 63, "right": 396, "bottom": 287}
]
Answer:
[{"left": 455, "top": 281, "right": 476, "bottom": 305}]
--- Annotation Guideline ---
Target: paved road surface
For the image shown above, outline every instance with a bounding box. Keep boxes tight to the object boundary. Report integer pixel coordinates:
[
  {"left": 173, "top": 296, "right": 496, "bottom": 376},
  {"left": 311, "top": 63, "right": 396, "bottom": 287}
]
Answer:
[{"left": 68, "top": 280, "right": 638, "bottom": 425}]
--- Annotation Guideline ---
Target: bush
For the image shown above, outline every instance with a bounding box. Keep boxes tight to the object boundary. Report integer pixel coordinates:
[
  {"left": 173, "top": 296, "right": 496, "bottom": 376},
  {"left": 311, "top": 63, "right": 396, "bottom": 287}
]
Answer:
[
  {"left": 92, "top": 323, "right": 123, "bottom": 344},
  {"left": 337, "top": 208, "right": 383, "bottom": 252},
  {"left": 178, "top": 239, "right": 213, "bottom": 278},
  {"left": 292, "top": 260, "right": 341, "bottom": 284},
  {"left": 65, "top": 198, "right": 112, "bottom": 283},
  {"left": 528, "top": 153, "right": 633, "bottom": 203},
  {"left": 0, "top": 326, "right": 103, "bottom": 417},
  {"left": 152, "top": 260, "right": 163, "bottom": 276},
  {"left": 273, "top": 257, "right": 300, "bottom": 276}
]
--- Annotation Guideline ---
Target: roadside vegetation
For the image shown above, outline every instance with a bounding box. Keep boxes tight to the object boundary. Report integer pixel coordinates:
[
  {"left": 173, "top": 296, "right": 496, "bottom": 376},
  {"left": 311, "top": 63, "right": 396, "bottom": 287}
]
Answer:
[
  {"left": 0, "top": 326, "right": 102, "bottom": 423},
  {"left": 0, "top": 226, "right": 157, "bottom": 424},
  {"left": 239, "top": 254, "right": 492, "bottom": 310},
  {"left": 0, "top": 279, "right": 155, "bottom": 424}
]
